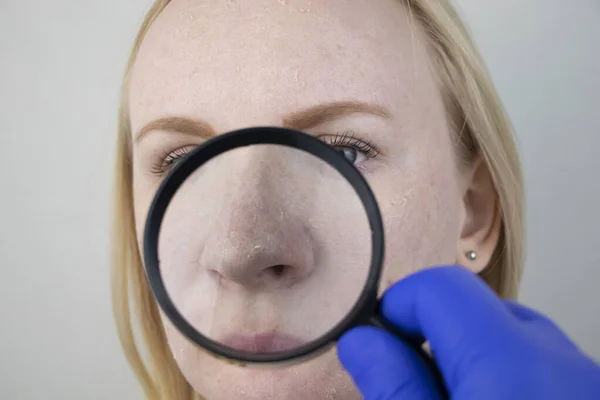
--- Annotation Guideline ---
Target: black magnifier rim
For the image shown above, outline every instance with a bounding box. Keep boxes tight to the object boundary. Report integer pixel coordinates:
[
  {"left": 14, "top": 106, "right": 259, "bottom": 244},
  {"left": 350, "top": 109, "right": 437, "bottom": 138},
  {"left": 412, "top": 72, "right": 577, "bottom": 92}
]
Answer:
[{"left": 143, "top": 126, "right": 384, "bottom": 364}]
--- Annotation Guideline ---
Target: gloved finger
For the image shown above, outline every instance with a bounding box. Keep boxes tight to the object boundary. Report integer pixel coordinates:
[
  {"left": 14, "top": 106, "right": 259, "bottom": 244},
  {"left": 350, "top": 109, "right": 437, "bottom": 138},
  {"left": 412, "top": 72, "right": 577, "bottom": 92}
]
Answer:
[
  {"left": 338, "top": 326, "right": 445, "bottom": 400},
  {"left": 379, "top": 265, "right": 517, "bottom": 389}
]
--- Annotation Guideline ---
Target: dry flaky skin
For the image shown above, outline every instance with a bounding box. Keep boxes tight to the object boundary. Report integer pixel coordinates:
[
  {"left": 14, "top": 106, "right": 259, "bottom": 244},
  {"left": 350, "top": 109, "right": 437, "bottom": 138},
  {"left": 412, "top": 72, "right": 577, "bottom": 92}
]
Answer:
[{"left": 111, "top": 0, "right": 524, "bottom": 399}]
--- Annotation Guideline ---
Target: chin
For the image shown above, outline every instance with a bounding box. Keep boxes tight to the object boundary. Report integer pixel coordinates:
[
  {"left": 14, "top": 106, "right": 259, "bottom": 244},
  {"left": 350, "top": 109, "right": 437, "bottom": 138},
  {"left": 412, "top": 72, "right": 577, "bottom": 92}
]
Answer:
[{"left": 181, "top": 347, "right": 360, "bottom": 400}]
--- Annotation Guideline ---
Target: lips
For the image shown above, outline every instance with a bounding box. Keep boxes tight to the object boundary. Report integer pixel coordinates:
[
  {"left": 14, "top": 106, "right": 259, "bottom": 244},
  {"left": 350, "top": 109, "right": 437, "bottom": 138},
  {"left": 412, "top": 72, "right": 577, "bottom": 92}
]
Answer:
[{"left": 220, "top": 332, "right": 305, "bottom": 353}]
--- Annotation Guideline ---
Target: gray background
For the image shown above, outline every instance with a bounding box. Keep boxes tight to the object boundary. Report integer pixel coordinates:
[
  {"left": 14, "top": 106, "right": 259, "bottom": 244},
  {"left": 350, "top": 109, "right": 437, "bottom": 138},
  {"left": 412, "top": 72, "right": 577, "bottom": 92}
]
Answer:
[{"left": 1, "top": 0, "right": 598, "bottom": 398}]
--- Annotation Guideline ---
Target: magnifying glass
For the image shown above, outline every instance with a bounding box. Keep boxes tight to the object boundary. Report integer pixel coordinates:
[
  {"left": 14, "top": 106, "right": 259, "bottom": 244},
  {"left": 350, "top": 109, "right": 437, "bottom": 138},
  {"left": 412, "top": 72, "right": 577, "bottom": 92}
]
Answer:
[{"left": 143, "top": 126, "right": 412, "bottom": 367}]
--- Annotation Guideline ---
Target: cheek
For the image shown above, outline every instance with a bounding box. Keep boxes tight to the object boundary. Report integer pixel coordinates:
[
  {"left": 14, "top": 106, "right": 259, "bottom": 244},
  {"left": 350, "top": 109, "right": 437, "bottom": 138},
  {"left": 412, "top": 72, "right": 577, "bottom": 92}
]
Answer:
[
  {"left": 132, "top": 171, "right": 156, "bottom": 246},
  {"left": 161, "top": 315, "right": 209, "bottom": 375},
  {"left": 376, "top": 166, "right": 462, "bottom": 287}
]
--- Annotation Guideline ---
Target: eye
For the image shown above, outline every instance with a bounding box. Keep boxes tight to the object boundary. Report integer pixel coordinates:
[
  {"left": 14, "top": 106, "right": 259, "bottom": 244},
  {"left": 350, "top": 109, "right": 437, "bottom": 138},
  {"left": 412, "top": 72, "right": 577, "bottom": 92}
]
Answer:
[
  {"left": 336, "top": 146, "right": 366, "bottom": 164},
  {"left": 151, "top": 146, "right": 195, "bottom": 175},
  {"left": 319, "top": 131, "right": 380, "bottom": 165}
]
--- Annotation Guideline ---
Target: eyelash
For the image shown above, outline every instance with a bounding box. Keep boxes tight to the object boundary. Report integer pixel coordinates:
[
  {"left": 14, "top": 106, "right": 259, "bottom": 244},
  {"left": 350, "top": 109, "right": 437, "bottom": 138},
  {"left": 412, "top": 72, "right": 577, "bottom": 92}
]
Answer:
[
  {"left": 150, "top": 147, "right": 194, "bottom": 175},
  {"left": 319, "top": 130, "right": 380, "bottom": 159},
  {"left": 150, "top": 131, "right": 379, "bottom": 176}
]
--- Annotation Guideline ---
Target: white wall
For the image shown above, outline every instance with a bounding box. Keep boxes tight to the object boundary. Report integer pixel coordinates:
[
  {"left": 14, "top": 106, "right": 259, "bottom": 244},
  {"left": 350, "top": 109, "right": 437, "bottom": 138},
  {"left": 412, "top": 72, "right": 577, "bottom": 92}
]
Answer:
[{"left": 1, "top": 1, "right": 598, "bottom": 398}]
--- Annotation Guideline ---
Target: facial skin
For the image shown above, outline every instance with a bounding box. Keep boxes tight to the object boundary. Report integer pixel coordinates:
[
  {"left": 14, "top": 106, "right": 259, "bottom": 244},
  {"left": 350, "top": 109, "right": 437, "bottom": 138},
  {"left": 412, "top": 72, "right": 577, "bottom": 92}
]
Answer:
[{"left": 129, "top": 0, "right": 500, "bottom": 399}]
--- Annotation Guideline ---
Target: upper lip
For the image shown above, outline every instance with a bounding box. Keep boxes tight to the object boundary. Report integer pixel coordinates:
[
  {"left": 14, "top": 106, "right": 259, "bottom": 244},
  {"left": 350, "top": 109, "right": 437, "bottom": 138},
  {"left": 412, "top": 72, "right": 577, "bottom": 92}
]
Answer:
[{"left": 220, "top": 331, "right": 305, "bottom": 353}]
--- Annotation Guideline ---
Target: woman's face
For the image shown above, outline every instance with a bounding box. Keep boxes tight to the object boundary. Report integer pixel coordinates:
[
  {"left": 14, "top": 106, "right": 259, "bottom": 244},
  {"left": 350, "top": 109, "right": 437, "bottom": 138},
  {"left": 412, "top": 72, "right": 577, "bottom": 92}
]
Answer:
[{"left": 129, "top": 0, "right": 494, "bottom": 399}]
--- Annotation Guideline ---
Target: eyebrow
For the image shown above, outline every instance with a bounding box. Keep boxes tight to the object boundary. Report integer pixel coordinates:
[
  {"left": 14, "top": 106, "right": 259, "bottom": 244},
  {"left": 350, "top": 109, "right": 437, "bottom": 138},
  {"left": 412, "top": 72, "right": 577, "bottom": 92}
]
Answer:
[
  {"left": 282, "top": 100, "right": 391, "bottom": 130},
  {"left": 134, "top": 100, "right": 391, "bottom": 143},
  {"left": 135, "top": 116, "right": 215, "bottom": 142}
]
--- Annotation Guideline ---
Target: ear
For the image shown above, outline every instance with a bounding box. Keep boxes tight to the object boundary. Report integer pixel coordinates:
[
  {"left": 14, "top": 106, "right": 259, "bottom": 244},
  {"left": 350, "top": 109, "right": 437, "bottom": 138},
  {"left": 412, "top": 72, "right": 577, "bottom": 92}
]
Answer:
[{"left": 457, "top": 155, "right": 501, "bottom": 273}]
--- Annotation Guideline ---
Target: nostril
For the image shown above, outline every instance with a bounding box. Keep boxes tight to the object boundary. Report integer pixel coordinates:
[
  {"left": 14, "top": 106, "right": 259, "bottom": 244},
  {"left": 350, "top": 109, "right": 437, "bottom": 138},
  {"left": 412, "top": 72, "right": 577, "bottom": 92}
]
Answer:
[{"left": 268, "top": 264, "right": 286, "bottom": 278}]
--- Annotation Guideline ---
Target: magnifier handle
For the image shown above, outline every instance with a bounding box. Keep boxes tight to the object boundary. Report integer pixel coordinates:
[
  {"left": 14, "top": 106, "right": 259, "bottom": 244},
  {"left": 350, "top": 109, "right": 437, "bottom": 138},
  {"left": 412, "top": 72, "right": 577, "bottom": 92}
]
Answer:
[
  {"left": 368, "top": 314, "right": 423, "bottom": 348},
  {"left": 368, "top": 313, "right": 450, "bottom": 398}
]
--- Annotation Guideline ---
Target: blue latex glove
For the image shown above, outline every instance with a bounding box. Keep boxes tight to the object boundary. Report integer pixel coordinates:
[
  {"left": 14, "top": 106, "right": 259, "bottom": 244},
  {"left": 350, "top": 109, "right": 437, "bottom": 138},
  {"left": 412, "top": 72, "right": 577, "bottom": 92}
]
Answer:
[{"left": 337, "top": 266, "right": 600, "bottom": 400}]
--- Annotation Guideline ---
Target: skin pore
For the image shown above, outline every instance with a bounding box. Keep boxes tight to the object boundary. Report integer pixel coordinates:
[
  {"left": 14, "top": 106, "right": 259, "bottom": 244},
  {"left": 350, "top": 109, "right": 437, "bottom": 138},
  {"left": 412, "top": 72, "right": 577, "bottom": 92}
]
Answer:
[{"left": 128, "top": 0, "right": 501, "bottom": 399}]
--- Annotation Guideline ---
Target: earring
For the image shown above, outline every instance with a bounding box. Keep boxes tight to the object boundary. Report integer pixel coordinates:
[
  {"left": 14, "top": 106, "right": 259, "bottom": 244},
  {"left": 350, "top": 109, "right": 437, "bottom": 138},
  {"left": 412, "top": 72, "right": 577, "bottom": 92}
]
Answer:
[{"left": 465, "top": 250, "right": 477, "bottom": 261}]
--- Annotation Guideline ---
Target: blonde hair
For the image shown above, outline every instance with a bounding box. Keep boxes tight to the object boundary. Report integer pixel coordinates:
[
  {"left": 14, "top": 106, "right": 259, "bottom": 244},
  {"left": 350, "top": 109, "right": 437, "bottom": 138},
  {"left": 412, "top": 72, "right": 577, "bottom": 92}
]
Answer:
[{"left": 111, "top": 0, "right": 525, "bottom": 398}]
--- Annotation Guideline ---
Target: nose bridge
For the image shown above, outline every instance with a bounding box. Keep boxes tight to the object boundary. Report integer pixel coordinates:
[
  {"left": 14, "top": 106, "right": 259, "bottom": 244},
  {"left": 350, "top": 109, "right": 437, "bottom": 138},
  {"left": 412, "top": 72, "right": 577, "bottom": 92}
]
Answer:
[
  {"left": 201, "top": 145, "right": 314, "bottom": 288},
  {"left": 232, "top": 146, "right": 285, "bottom": 220},
  {"left": 222, "top": 146, "right": 289, "bottom": 233}
]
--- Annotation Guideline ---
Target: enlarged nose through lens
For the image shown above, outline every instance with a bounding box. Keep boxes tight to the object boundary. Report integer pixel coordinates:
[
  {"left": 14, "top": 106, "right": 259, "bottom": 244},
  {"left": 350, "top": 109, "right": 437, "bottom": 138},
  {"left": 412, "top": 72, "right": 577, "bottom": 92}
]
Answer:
[
  {"left": 209, "top": 263, "right": 301, "bottom": 288},
  {"left": 206, "top": 220, "right": 316, "bottom": 289},
  {"left": 201, "top": 148, "right": 316, "bottom": 290}
]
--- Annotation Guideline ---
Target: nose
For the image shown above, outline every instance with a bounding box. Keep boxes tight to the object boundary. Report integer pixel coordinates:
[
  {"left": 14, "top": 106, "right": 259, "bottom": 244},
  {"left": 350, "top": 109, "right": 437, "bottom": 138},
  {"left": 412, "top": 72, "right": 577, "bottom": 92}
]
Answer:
[{"left": 200, "top": 147, "right": 315, "bottom": 290}]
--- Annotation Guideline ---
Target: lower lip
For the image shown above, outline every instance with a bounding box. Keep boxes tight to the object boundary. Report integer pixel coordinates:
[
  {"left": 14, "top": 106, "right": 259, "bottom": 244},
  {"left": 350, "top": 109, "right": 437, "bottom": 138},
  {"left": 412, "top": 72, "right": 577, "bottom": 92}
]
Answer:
[{"left": 220, "top": 332, "right": 306, "bottom": 353}]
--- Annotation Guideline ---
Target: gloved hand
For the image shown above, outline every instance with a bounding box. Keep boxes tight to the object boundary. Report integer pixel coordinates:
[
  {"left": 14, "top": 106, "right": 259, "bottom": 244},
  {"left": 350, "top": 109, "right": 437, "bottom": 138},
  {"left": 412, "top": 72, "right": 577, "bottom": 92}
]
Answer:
[{"left": 337, "top": 266, "right": 600, "bottom": 400}]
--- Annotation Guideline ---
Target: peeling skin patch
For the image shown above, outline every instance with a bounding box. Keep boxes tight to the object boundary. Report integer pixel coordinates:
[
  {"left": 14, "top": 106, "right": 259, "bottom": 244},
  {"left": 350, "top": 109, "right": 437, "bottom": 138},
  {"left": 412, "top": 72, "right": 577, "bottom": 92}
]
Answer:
[{"left": 400, "top": 187, "right": 415, "bottom": 205}]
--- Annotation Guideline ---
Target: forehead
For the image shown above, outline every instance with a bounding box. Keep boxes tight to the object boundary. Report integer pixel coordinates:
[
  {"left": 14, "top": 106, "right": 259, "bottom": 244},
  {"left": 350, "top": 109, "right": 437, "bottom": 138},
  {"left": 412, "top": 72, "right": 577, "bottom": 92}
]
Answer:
[{"left": 129, "top": 0, "right": 440, "bottom": 133}]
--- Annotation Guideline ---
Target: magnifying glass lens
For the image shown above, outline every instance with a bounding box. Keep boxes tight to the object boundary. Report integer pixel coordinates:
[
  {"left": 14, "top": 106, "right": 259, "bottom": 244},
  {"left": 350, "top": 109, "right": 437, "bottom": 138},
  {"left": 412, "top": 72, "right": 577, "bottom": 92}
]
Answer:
[{"left": 157, "top": 142, "right": 372, "bottom": 357}]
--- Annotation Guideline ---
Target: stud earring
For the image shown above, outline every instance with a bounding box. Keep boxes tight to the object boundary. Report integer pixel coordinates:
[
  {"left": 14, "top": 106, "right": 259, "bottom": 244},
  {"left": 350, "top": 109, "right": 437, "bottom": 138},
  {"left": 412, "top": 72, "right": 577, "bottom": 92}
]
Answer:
[{"left": 465, "top": 250, "right": 477, "bottom": 261}]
